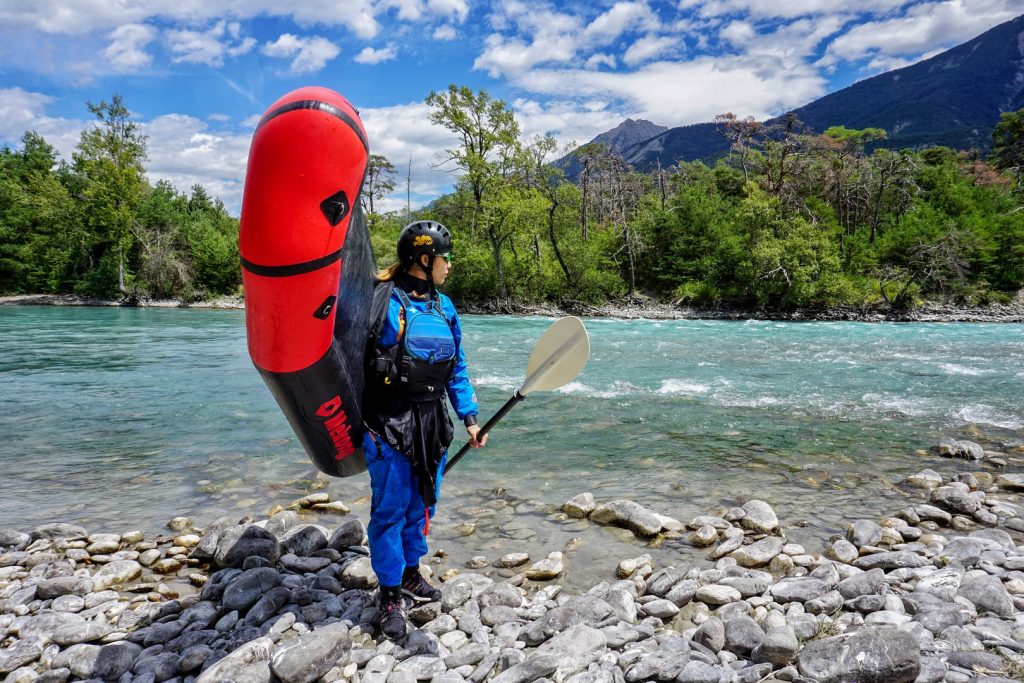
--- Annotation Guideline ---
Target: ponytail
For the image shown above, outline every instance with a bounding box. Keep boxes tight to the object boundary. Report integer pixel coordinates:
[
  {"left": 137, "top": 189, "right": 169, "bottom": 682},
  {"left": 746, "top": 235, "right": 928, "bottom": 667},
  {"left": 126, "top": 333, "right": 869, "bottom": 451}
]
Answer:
[{"left": 376, "top": 262, "right": 402, "bottom": 282}]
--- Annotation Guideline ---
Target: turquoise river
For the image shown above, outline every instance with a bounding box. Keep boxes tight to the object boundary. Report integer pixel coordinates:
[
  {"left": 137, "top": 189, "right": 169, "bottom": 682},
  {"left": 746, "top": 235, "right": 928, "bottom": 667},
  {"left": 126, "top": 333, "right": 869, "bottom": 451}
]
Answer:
[{"left": 1, "top": 306, "right": 1022, "bottom": 588}]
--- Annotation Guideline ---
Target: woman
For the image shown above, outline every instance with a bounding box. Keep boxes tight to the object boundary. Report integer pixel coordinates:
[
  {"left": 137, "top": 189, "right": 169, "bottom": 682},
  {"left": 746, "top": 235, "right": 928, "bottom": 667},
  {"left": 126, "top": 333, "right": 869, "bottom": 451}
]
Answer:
[{"left": 362, "top": 220, "right": 487, "bottom": 640}]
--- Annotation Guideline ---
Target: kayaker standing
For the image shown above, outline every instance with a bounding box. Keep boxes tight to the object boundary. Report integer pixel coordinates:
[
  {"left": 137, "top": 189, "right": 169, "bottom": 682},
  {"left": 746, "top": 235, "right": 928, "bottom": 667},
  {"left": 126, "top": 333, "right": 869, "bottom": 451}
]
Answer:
[{"left": 362, "top": 220, "right": 487, "bottom": 639}]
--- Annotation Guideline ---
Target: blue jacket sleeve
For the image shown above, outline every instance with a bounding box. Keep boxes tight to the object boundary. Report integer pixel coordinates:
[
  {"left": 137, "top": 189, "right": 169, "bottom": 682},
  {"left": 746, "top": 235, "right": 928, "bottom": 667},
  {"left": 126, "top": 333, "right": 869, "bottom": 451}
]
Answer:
[{"left": 441, "top": 296, "right": 479, "bottom": 422}]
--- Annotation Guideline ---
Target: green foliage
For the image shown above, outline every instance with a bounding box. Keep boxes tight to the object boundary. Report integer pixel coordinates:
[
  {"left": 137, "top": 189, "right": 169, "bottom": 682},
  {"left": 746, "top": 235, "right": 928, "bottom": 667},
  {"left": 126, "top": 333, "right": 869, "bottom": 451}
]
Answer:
[
  {"left": 0, "top": 96, "right": 240, "bottom": 300},
  {"left": 2, "top": 89, "right": 1022, "bottom": 311},
  {"left": 991, "top": 108, "right": 1024, "bottom": 173}
]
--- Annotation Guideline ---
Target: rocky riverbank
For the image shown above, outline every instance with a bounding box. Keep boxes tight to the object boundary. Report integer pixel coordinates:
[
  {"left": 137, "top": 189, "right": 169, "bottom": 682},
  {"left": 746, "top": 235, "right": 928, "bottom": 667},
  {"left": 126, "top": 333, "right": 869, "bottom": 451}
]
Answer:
[
  {"left": 4, "top": 439, "right": 1024, "bottom": 682},
  {"left": 4, "top": 294, "right": 1024, "bottom": 323}
]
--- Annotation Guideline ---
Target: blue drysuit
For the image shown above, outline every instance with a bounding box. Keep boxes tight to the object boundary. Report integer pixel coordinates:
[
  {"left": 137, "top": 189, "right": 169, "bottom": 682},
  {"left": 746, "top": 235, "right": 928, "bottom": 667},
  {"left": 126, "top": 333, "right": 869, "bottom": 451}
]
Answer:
[{"left": 363, "top": 287, "right": 477, "bottom": 587}]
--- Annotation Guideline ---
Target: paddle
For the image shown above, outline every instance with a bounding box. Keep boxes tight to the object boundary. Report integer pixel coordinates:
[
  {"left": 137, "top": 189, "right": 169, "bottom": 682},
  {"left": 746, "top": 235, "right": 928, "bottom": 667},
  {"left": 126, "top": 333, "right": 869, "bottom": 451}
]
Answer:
[{"left": 444, "top": 316, "right": 590, "bottom": 475}]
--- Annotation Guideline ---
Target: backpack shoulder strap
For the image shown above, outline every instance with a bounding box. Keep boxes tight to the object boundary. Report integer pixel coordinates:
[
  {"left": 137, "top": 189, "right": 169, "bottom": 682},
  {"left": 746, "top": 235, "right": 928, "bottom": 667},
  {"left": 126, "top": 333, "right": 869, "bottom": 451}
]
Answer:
[
  {"left": 367, "top": 280, "right": 396, "bottom": 351},
  {"left": 394, "top": 287, "right": 413, "bottom": 310}
]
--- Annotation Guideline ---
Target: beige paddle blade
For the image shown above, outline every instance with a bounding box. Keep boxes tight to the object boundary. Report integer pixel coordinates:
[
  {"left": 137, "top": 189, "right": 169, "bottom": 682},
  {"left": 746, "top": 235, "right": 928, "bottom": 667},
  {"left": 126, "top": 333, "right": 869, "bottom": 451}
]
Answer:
[{"left": 520, "top": 316, "right": 590, "bottom": 396}]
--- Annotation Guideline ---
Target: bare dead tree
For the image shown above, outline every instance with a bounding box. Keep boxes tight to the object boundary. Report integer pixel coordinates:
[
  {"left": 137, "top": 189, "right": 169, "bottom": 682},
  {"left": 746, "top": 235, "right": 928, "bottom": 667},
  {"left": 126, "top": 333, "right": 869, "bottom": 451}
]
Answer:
[{"left": 715, "top": 113, "right": 763, "bottom": 184}]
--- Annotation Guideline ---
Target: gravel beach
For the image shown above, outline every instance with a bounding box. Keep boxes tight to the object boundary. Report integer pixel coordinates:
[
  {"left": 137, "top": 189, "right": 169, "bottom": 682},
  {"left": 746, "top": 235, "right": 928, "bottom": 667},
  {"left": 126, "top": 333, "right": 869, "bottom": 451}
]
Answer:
[{"left": 4, "top": 438, "right": 1024, "bottom": 682}]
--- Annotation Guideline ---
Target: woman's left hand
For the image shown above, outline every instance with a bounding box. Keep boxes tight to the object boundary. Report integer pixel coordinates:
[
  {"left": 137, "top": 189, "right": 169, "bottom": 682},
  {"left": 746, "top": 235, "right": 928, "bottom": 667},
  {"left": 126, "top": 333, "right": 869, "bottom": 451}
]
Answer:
[{"left": 467, "top": 424, "right": 488, "bottom": 448}]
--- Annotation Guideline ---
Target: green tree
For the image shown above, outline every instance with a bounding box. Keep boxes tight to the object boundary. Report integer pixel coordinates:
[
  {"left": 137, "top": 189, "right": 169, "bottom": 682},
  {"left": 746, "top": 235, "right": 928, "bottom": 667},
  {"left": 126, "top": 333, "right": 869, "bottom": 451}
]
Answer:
[
  {"left": 990, "top": 108, "right": 1024, "bottom": 190},
  {"left": 0, "top": 133, "right": 78, "bottom": 293},
  {"left": 426, "top": 85, "right": 522, "bottom": 297},
  {"left": 71, "top": 94, "right": 148, "bottom": 298},
  {"left": 362, "top": 153, "right": 397, "bottom": 216}
]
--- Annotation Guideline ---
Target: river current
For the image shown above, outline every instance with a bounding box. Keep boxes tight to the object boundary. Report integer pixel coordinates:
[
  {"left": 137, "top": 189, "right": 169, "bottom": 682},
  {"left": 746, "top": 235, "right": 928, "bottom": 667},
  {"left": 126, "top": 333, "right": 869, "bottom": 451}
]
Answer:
[{"left": 1, "top": 306, "right": 1021, "bottom": 587}]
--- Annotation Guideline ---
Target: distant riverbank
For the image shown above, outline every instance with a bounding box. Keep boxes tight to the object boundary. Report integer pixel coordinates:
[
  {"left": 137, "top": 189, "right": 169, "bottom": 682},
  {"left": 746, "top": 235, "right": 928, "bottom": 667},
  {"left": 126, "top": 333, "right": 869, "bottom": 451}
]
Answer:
[{"left": 4, "top": 293, "right": 1024, "bottom": 323}]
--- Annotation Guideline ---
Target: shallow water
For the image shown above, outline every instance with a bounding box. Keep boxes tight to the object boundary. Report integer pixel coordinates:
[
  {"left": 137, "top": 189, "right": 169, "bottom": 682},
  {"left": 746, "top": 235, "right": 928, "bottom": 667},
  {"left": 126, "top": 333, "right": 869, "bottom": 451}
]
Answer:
[{"left": 1, "top": 307, "right": 1022, "bottom": 588}]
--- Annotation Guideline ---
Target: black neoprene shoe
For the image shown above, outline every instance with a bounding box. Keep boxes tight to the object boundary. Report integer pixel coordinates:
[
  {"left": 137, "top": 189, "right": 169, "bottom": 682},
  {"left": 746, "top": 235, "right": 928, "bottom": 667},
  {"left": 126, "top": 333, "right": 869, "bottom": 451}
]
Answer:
[
  {"left": 401, "top": 565, "right": 442, "bottom": 603},
  {"left": 378, "top": 586, "right": 407, "bottom": 640}
]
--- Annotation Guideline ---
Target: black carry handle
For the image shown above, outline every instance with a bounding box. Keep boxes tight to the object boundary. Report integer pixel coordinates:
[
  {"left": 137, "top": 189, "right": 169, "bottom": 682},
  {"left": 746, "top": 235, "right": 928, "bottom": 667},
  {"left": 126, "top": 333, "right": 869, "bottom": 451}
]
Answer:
[{"left": 444, "top": 391, "right": 524, "bottom": 475}]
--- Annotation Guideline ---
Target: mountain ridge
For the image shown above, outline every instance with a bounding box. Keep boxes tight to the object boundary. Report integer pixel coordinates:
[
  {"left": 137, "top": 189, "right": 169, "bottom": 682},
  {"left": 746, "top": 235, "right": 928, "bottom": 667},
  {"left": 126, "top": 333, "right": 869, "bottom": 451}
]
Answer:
[{"left": 560, "top": 13, "right": 1024, "bottom": 175}]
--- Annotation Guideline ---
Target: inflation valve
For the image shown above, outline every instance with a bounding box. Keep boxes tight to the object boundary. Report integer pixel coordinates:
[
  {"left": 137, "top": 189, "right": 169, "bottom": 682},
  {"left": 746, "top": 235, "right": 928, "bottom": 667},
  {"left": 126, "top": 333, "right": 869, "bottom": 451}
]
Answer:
[{"left": 320, "top": 190, "right": 350, "bottom": 226}]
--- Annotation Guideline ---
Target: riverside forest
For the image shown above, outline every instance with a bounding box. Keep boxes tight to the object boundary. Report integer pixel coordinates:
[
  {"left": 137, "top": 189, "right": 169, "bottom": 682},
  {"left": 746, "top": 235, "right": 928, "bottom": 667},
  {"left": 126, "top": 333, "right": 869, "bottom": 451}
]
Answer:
[{"left": 1, "top": 88, "right": 1022, "bottom": 312}]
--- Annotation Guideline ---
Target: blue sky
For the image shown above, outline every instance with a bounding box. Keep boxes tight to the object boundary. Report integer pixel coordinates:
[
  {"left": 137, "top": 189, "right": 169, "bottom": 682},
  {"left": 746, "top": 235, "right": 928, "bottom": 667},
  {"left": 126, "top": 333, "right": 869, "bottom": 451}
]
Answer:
[{"left": 1, "top": 0, "right": 1022, "bottom": 214}]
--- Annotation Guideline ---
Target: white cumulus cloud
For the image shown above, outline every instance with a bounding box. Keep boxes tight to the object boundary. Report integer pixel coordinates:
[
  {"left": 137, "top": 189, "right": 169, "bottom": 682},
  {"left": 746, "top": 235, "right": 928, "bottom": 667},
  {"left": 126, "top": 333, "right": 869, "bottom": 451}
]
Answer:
[
  {"left": 821, "top": 0, "right": 1024, "bottom": 66},
  {"left": 104, "top": 23, "right": 157, "bottom": 72},
  {"left": 143, "top": 113, "right": 252, "bottom": 211},
  {"left": 586, "top": 53, "right": 617, "bottom": 69},
  {"left": 354, "top": 44, "right": 398, "bottom": 64},
  {"left": 433, "top": 25, "right": 457, "bottom": 40},
  {"left": 583, "top": 1, "right": 661, "bottom": 43},
  {"left": 166, "top": 20, "right": 255, "bottom": 67},
  {"left": 623, "top": 34, "right": 679, "bottom": 65},
  {"left": 261, "top": 34, "right": 341, "bottom": 74}
]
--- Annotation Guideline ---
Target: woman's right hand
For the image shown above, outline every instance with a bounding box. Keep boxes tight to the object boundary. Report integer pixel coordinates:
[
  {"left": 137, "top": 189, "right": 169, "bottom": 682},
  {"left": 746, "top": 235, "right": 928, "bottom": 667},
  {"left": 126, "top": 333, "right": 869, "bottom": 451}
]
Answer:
[{"left": 467, "top": 424, "right": 488, "bottom": 448}]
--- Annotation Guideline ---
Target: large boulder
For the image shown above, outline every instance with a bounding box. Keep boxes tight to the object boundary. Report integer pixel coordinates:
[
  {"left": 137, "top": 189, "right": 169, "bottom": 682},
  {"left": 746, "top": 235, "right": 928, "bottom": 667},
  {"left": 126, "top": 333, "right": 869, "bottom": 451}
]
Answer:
[
  {"left": 328, "top": 520, "right": 367, "bottom": 550},
  {"left": 798, "top": 627, "right": 920, "bottom": 683},
  {"left": 280, "top": 524, "right": 329, "bottom": 557},
  {"left": 740, "top": 500, "right": 779, "bottom": 534},
  {"left": 270, "top": 623, "right": 351, "bottom": 683},
  {"left": 214, "top": 525, "right": 281, "bottom": 568},
  {"left": 852, "top": 551, "right": 930, "bottom": 571},
  {"left": 730, "top": 537, "right": 783, "bottom": 568},
  {"left": 590, "top": 500, "right": 662, "bottom": 537},
  {"left": 958, "top": 574, "right": 1015, "bottom": 617},
  {"left": 930, "top": 483, "right": 981, "bottom": 515},
  {"left": 520, "top": 595, "right": 613, "bottom": 645},
  {"left": 223, "top": 567, "right": 282, "bottom": 613},
  {"left": 196, "top": 637, "right": 274, "bottom": 683},
  {"left": 932, "top": 438, "right": 984, "bottom": 460},
  {"left": 91, "top": 560, "right": 142, "bottom": 591}
]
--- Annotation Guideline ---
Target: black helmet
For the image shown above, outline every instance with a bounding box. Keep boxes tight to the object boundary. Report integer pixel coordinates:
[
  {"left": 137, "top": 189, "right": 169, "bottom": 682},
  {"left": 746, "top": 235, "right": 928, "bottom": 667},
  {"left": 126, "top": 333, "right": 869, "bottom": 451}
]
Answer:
[{"left": 397, "top": 220, "right": 452, "bottom": 265}]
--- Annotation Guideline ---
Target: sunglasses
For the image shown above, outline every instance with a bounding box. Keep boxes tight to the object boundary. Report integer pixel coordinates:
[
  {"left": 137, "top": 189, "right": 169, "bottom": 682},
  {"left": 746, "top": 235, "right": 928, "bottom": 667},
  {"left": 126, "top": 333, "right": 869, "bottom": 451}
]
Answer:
[{"left": 439, "top": 253, "right": 452, "bottom": 263}]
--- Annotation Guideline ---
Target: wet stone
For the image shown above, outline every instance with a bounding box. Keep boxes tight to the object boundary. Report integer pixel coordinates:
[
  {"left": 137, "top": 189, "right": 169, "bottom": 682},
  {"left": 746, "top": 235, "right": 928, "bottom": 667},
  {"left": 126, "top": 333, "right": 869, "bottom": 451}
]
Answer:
[
  {"left": 499, "top": 553, "right": 529, "bottom": 568},
  {"left": 740, "top": 500, "right": 779, "bottom": 534},
  {"left": 281, "top": 524, "right": 329, "bottom": 557},
  {"left": 590, "top": 500, "right": 662, "bottom": 537},
  {"left": 245, "top": 585, "right": 291, "bottom": 625},
  {"left": 280, "top": 553, "right": 331, "bottom": 573}
]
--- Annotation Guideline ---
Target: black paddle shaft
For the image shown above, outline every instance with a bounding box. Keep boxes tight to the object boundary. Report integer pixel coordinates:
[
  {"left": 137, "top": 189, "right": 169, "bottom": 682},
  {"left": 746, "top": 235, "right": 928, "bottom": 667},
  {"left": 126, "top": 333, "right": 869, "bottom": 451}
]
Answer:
[{"left": 444, "top": 391, "right": 524, "bottom": 474}]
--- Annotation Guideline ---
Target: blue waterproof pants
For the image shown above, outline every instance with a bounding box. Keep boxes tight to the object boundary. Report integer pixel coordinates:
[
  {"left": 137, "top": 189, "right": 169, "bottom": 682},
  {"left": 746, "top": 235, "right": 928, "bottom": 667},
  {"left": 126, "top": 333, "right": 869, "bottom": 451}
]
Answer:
[{"left": 364, "top": 431, "right": 445, "bottom": 587}]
